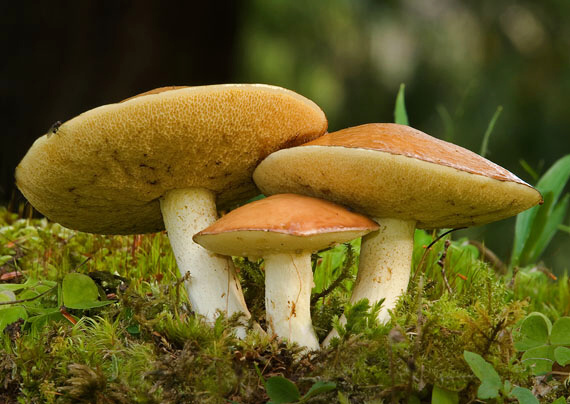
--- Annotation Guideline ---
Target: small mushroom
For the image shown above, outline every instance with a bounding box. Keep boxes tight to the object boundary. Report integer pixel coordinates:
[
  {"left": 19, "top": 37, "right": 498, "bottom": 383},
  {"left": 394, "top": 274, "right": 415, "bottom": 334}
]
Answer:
[
  {"left": 193, "top": 193, "right": 379, "bottom": 350},
  {"left": 253, "top": 123, "right": 543, "bottom": 342},
  {"left": 16, "top": 84, "right": 327, "bottom": 336}
]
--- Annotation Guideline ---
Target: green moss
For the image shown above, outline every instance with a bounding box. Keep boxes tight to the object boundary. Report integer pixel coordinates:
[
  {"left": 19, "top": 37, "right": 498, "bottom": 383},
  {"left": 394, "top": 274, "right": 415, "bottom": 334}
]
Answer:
[{"left": 1, "top": 211, "right": 568, "bottom": 402}]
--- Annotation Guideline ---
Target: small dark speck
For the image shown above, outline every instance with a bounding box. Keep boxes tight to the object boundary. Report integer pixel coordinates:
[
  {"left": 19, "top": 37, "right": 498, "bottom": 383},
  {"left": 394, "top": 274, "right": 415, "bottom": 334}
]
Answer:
[
  {"left": 215, "top": 161, "right": 222, "bottom": 166},
  {"left": 223, "top": 172, "right": 231, "bottom": 177},
  {"left": 143, "top": 153, "right": 148, "bottom": 158},
  {"left": 149, "top": 180, "right": 159, "bottom": 185},
  {"left": 46, "top": 121, "right": 62, "bottom": 137},
  {"left": 68, "top": 187, "right": 76, "bottom": 192},
  {"left": 208, "top": 176, "right": 217, "bottom": 180}
]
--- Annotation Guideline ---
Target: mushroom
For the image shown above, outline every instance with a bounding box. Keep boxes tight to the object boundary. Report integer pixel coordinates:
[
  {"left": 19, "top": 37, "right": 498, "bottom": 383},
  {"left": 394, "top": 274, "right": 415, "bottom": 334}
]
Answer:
[
  {"left": 193, "top": 193, "right": 379, "bottom": 350},
  {"left": 253, "top": 123, "right": 543, "bottom": 341},
  {"left": 15, "top": 84, "right": 327, "bottom": 336}
]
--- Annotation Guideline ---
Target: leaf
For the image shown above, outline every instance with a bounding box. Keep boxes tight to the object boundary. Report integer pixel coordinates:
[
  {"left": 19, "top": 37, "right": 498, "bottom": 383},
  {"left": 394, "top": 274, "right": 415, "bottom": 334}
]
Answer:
[
  {"left": 265, "top": 376, "right": 301, "bottom": 403},
  {"left": 521, "top": 345, "right": 555, "bottom": 375},
  {"left": 554, "top": 346, "right": 570, "bottom": 366},
  {"left": 463, "top": 351, "right": 502, "bottom": 399},
  {"left": 527, "top": 193, "right": 569, "bottom": 263},
  {"left": 302, "top": 381, "right": 336, "bottom": 401},
  {"left": 514, "top": 313, "right": 551, "bottom": 350},
  {"left": 431, "top": 385, "right": 459, "bottom": 404},
  {"left": 0, "top": 290, "right": 16, "bottom": 302},
  {"left": 62, "top": 273, "right": 111, "bottom": 310},
  {"left": 550, "top": 317, "right": 570, "bottom": 345},
  {"left": 394, "top": 83, "right": 409, "bottom": 125},
  {"left": 0, "top": 305, "right": 27, "bottom": 331},
  {"left": 510, "top": 386, "right": 539, "bottom": 404},
  {"left": 551, "top": 397, "right": 567, "bottom": 404},
  {"left": 512, "top": 154, "right": 570, "bottom": 266}
]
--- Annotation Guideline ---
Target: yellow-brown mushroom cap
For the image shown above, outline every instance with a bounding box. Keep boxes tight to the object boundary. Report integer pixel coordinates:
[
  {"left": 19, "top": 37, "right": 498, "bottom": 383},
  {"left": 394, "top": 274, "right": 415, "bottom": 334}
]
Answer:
[
  {"left": 193, "top": 194, "right": 379, "bottom": 257},
  {"left": 15, "top": 84, "right": 328, "bottom": 234},
  {"left": 253, "top": 123, "right": 543, "bottom": 229}
]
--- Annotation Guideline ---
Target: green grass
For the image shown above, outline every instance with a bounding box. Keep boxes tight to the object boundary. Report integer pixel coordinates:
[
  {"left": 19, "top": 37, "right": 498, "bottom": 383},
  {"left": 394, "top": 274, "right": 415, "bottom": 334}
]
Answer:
[{"left": 1, "top": 209, "right": 569, "bottom": 403}]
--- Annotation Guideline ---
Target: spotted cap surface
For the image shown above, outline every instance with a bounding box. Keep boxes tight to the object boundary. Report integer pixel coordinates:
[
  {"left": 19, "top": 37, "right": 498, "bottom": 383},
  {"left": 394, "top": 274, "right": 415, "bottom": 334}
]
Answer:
[{"left": 16, "top": 84, "right": 327, "bottom": 234}]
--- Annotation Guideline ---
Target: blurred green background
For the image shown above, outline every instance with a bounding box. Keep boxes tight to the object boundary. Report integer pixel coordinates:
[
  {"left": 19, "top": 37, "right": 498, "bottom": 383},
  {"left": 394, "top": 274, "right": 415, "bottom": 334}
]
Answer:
[{"left": 2, "top": 0, "right": 569, "bottom": 271}]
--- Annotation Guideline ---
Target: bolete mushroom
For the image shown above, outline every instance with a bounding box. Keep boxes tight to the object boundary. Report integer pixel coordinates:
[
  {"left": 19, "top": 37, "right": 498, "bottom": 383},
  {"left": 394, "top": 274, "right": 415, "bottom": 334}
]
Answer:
[
  {"left": 253, "top": 123, "right": 543, "bottom": 340},
  {"left": 193, "top": 193, "right": 379, "bottom": 350},
  {"left": 15, "top": 84, "right": 327, "bottom": 336}
]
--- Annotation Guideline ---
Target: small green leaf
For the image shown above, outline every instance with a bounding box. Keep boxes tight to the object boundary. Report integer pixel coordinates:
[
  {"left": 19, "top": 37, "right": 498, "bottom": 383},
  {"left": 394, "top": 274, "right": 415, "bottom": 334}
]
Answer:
[
  {"left": 0, "top": 290, "right": 16, "bottom": 302},
  {"left": 431, "top": 385, "right": 459, "bottom": 404},
  {"left": 394, "top": 83, "right": 409, "bottom": 125},
  {"left": 554, "top": 346, "right": 570, "bottom": 366},
  {"left": 551, "top": 397, "right": 567, "bottom": 404},
  {"left": 62, "top": 273, "right": 111, "bottom": 310},
  {"left": 265, "top": 376, "right": 301, "bottom": 403},
  {"left": 514, "top": 313, "right": 551, "bottom": 350},
  {"left": 302, "top": 381, "right": 336, "bottom": 400},
  {"left": 550, "top": 317, "right": 570, "bottom": 345},
  {"left": 521, "top": 345, "right": 555, "bottom": 375},
  {"left": 463, "top": 351, "right": 502, "bottom": 399},
  {"left": 510, "top": 386, "right": 539, "bottom": 404},
  {"left": 0, "top": 305, "right": 27, "bottom": 331}
]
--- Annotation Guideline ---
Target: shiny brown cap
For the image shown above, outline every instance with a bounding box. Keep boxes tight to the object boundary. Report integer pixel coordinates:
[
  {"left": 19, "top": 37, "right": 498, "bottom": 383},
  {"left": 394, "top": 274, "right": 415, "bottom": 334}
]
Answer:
[
  {"left": 15, "top": 84, "right": 328, "bottom": 234},
  {"left": 253, "top": 123, "right": 543, "bottom": 229},
  {"left": 193, "top": 194, "right": 379, "bottom": 257}
]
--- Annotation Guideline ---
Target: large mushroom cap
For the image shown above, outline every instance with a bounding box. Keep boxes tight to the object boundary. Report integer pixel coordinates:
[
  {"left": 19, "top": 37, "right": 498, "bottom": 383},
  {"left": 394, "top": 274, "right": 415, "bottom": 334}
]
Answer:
[
  {"left": 193, "top": 193, "right": 379, "bottom": 257},
  {"left": 16, "top": 84, "right": 327, "bottom": 234},
  {"left": 254, "top": 123, "right": 543, "bottom": 229}
]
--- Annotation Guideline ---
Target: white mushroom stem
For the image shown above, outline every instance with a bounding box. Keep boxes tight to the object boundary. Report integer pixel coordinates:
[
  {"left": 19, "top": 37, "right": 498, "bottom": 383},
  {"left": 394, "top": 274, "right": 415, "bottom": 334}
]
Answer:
[
  {"left": 323, "top": 218, "right": 415, "bottom": 346},
  {"left": 263, "top": 252, "right": 319, "bottom": 350},
  {"left": 160, "top": 188, "right": 251, "bottom": 338}
]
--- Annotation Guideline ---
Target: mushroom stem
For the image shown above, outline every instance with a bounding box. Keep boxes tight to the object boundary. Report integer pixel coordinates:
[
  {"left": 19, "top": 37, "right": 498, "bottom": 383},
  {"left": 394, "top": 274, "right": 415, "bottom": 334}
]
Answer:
[
  {"left": 353, "top": 218, "right": 416, "bottom": 320},
  {"left": 322, "top": 218, "right": 415, "bottom": 346},
  {"left": 160, "top": 188, "right": 251, "bottom": 337},
  {"left": 263, "top": 252, "right": 319, "bottom": 350}
]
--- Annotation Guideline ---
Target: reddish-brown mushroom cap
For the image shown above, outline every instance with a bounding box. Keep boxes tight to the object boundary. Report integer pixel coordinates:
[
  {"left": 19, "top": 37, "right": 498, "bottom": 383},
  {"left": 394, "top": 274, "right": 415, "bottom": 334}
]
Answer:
[
  {"left": 194, "top": 193, "right": 379, "bottom": 257},
  {"left": 253, "top": 123, "right": 542, "bottom": 229}
]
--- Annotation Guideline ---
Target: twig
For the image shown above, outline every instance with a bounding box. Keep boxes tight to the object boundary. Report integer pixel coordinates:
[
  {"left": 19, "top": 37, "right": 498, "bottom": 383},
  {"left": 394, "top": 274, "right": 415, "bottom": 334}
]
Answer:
[
  {"left": 311, "top": 243, "right": 355, "bottom": 305},
  {"left": 468, "top": 240, "right": 506, "bottom": 274},
  {"left": 438, "top": 240, "right": 453, "bottom": 294},
  {"left": 412, "top": 228, "right": 465, "bottom": 284},
  {"left": 0, "top": 284, "right": 57, "bottom": 306}
]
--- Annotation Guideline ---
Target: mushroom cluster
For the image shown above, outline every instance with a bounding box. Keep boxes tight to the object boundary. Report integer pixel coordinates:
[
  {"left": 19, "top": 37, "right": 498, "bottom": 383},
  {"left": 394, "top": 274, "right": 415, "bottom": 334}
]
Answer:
[
  {"left": 16, "top": 84, "right": 542, "bottom": 350},
  {"left": 253, "top": 123, "right": 543, "bottom": 344}
]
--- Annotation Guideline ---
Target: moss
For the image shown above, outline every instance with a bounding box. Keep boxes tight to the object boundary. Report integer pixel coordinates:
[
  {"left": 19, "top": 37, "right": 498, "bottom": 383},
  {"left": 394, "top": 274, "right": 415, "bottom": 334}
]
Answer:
[{"left": 1, "top": 211, "right": 568, "bottom": 402}]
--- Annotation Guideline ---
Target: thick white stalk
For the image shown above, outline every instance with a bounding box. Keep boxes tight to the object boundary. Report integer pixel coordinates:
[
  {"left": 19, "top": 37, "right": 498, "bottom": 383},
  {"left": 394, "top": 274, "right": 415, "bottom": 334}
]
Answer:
[
  {"left": 264, "top": 253, "right": 319, "bottom": 350},
  {"left": 160, "top": 188, "right": 251, "bottom": 338},
  {"left": 322, "top": 218, "right": 415, "bottom": 346}
]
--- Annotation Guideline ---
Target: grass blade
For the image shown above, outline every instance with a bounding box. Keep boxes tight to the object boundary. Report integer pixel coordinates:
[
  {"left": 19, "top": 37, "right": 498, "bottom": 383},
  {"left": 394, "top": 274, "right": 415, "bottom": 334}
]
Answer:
[
  {"left": 394, "top": 83, "right": 409, "bottom": 125},
  {"left": 479, "top": 106, "right": 502, "bottom": 158}
]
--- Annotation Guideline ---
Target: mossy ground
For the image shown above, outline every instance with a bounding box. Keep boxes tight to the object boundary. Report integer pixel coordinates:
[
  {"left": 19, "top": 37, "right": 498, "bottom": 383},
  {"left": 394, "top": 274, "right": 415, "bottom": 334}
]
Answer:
[{"left": 0, "top": 209, "right": 568, "bottom": 403}]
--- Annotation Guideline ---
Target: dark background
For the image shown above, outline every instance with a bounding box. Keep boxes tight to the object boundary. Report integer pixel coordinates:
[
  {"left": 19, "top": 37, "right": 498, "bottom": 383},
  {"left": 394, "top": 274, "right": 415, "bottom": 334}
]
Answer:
[{"left": 2, "top": 1, "right": 569, "bottom": 270}]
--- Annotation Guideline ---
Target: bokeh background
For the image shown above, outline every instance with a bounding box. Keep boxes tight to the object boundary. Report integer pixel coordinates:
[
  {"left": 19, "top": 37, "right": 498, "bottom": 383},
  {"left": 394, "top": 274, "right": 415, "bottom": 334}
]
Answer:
[{"left": 2, "top": 1, "right": 569, "bottom": 270}]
